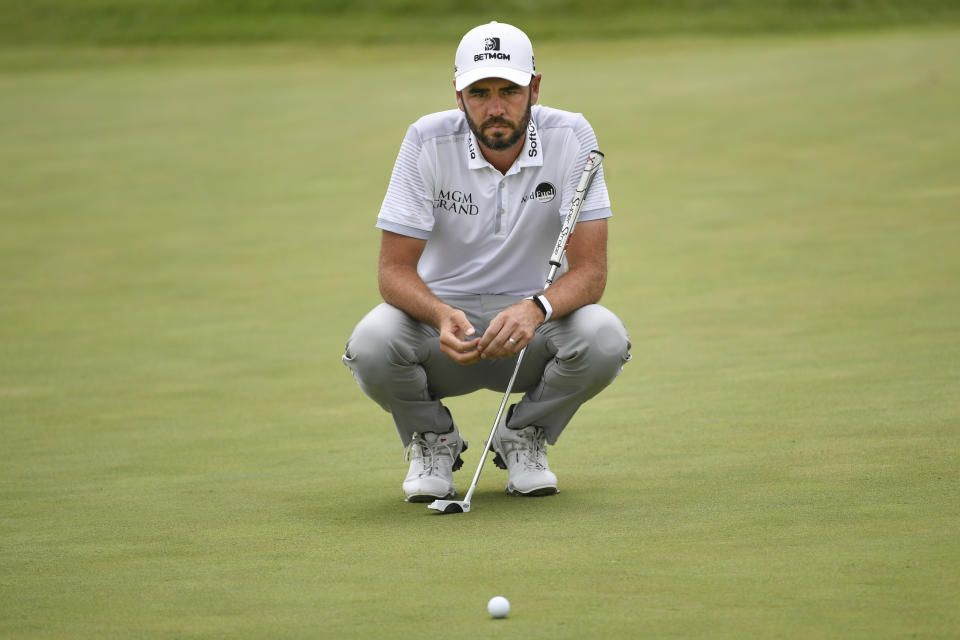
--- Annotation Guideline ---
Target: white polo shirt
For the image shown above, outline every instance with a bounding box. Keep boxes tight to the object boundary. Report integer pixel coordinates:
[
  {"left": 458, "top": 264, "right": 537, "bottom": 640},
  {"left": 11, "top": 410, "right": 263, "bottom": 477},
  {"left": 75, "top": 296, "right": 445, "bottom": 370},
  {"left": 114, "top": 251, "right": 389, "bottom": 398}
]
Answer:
[{"left": 377, "top": 105, "right": 612, "bottom": 297}]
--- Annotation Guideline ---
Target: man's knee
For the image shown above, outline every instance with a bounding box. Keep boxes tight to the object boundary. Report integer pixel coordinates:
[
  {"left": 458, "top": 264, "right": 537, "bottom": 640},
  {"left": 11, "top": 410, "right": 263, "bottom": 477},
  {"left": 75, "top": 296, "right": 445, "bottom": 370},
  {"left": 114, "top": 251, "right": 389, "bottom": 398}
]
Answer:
[
  {"left": 562, "top": 305, "right": 631, "bottom": 378},
  {"left": 344, "top": 304, "right": 418, "bottom": 381}
]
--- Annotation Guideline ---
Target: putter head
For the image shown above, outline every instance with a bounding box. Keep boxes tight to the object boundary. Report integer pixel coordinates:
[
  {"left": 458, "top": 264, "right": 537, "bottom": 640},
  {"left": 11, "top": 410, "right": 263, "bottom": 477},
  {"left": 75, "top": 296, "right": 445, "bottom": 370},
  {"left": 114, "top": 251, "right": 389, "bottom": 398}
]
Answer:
[{"left": 427, "top": 499, "right": 470, "bottom": 514}]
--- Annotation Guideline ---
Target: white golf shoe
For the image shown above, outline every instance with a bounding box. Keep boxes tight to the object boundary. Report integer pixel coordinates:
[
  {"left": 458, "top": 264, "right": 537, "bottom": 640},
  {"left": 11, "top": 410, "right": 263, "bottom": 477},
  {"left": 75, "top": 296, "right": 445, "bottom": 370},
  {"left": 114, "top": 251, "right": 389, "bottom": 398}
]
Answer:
[
  {"left": 402, "top": 430, "right": 467, "bottom": 502},
  {"left": 491, "top": 411, "right": 558, "bottom": 497}
]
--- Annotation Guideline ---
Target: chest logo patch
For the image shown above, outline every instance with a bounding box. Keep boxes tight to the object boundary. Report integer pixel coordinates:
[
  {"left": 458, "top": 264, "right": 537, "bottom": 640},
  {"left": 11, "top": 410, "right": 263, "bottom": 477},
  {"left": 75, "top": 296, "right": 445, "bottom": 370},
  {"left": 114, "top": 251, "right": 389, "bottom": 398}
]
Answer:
[
  {"left": 435, "top": 189, "right": 479, "bottom": 215},
  {"left": 534, "top": 182, "right": 556, "bottom": 203}
]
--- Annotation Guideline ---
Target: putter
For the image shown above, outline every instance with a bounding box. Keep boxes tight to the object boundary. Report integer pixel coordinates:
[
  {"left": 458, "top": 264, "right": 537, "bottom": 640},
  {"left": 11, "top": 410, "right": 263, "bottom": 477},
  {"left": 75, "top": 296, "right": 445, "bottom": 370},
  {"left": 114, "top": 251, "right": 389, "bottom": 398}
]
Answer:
[{"left": 428, "top": 149, "right": 605, "bottom": 515}]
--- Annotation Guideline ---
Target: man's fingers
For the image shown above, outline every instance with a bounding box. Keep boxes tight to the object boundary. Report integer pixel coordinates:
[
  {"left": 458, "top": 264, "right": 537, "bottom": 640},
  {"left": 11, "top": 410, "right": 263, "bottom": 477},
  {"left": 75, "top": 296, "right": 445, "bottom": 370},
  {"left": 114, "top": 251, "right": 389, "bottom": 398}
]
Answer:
[
  {"left": 437, "top": 307, "right": 480, "bottom": 363},
  {"left": 439, "top": 321, "right": 481, "bottom": 364},
  {"left": 475, "top": 302, "right": 543, "bottom": 359},
  {"left": 479, "top": 324, "right": 529, "bottom": 359},
  {"left": 503, "top": 329, "right": 529, "bottom": 353}
]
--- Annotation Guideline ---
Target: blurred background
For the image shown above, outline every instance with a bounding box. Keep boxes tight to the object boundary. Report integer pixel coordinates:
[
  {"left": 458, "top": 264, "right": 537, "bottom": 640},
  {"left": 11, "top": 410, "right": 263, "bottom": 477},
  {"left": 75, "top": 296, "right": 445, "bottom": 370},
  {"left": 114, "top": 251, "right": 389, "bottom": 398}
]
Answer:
[
  {"left": 0, "top": 0, "right": 960, "bottom": 46},
  {"left": 2, "top": 0, "right": 959, "bottom": 45}
]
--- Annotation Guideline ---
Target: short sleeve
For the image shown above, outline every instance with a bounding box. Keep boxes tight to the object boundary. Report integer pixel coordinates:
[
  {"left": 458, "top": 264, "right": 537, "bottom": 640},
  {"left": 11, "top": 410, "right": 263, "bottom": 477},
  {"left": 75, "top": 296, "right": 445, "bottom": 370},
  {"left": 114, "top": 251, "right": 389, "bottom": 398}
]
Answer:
[{"left": 376, "top": 124, "right": 435, "bottom": 239}]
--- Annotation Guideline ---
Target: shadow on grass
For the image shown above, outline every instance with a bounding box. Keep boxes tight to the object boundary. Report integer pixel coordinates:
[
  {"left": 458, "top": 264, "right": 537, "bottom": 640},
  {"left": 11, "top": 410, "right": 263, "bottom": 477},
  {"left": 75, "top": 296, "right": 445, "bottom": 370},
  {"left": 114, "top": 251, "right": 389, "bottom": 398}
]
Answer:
[{"left": 340, "top": 483, "right": 626, "bottom": 526}]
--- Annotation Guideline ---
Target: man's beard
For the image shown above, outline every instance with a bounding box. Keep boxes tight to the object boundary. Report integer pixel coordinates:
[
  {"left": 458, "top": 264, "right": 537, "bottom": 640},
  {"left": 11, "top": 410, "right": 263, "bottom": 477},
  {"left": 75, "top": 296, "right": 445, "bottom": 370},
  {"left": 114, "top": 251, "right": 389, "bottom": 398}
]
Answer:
[{"left": 464, "top": 93, "right": 532, "bottom": 152}]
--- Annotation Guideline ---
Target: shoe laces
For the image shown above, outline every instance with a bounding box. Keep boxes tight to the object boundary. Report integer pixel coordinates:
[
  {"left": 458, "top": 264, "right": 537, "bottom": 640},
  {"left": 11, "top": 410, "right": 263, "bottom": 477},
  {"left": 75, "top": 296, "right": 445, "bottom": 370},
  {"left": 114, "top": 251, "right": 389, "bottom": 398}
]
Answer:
[
  {"left": 509, "top": 427, "right": 549, "bottom": 471},
  {"left": 404, "top": 432, "right": 457, "bottom": 476}
]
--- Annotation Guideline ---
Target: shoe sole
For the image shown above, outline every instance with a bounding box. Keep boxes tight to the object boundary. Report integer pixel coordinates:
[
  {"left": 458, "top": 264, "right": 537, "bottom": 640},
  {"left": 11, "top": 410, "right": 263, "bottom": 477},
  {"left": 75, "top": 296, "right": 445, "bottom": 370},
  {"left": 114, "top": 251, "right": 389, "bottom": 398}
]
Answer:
[
  {"left": 406, "top": 492, "right": 455, "bottom": 503},
  {"left": 506, "top": 485, "right": 558, "bottom": 497}
]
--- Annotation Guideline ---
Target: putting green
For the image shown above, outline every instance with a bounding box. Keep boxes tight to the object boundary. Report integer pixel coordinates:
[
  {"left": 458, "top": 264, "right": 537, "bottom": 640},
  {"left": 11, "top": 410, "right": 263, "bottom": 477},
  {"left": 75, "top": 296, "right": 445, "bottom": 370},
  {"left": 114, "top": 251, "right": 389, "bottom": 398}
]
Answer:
[{"left": 1, "top": 29, "right": 958, "bottom": 638}]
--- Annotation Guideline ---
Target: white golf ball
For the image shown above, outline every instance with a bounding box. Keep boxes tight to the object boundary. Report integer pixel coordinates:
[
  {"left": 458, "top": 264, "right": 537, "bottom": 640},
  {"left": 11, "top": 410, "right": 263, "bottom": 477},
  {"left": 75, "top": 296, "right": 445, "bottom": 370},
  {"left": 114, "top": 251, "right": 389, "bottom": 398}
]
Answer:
[{"left": 487, "top": 595, "right": 510, "bottom": 618}]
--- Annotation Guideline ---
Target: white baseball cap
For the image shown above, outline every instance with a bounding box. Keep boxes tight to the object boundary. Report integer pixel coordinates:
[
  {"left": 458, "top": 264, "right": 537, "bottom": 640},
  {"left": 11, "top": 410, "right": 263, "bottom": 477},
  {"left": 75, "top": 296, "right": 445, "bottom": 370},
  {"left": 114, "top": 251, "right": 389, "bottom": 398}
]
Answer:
[{"left": 454, "top": 21, "right": 536, "bottom": 91}]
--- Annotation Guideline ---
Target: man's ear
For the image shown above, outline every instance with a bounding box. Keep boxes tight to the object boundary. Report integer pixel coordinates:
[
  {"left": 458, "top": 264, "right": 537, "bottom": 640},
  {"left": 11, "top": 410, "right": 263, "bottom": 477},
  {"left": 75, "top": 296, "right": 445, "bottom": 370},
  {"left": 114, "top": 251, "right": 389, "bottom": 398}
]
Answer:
[
  {"left": 529, "top": 73, "right": 542, "bottom": 106},
  {"left": 454, "top": 81, "right": 465, "bottom": 112}
]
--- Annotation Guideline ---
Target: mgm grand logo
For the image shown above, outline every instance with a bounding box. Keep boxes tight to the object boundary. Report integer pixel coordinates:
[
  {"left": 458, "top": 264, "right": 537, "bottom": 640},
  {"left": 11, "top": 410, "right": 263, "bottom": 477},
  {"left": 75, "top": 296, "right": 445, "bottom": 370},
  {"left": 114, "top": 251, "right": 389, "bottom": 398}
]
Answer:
[{"left": 434, "top": 189, "right": 479, "bottom": 215}]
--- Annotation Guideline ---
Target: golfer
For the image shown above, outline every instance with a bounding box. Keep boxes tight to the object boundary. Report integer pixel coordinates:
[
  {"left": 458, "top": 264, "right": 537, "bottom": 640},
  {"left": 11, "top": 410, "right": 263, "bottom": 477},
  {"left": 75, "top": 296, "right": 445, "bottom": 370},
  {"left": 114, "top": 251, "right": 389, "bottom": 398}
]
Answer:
[{"left": 344, "top": 21, "right": 631, "bottom": 502}]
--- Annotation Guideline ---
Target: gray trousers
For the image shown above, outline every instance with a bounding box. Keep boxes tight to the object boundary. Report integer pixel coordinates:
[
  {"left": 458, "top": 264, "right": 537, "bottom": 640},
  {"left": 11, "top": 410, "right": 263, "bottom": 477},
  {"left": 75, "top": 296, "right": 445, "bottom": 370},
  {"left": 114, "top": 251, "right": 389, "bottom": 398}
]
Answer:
[{"left": 343, "top": 294, "right": 631, "bottom": 446}]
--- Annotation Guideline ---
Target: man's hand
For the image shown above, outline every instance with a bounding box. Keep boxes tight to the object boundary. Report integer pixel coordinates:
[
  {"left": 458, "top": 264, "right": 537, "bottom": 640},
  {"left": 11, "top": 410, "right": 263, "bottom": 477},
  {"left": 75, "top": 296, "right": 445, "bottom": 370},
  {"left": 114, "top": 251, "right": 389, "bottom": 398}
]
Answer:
[
  {"left": 477, "top": 299, "right": 545, "bottom": 359},
  {"left": 438, "top": 307, "right": 482, "bottom": 365},
  {"left": 379, "top": 231, "right": 481, "bottom": 366}
]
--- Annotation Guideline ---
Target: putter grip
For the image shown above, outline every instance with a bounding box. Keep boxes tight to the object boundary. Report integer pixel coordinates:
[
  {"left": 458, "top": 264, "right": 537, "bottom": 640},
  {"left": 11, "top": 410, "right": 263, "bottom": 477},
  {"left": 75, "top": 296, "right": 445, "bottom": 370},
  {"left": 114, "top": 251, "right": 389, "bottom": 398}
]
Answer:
[{"left": 546, "top": 150, "right": 604, "bottom": 278}]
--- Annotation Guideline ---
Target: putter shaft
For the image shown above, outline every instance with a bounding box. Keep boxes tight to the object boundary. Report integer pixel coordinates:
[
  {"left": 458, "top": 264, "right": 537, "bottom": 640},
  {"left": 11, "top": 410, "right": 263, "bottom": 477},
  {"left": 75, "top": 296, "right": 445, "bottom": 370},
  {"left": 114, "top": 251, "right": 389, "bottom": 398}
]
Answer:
[{"left": 427, "top": 150, "right": 604, "bottom": 514}]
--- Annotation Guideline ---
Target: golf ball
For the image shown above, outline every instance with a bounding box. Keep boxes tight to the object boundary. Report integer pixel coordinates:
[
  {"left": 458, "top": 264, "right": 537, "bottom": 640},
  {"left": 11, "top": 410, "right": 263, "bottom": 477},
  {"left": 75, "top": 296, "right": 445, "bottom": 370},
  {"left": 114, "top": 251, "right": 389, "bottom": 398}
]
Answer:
[{"left": 487, "top": 595, "right": 510, "bottom": 618}]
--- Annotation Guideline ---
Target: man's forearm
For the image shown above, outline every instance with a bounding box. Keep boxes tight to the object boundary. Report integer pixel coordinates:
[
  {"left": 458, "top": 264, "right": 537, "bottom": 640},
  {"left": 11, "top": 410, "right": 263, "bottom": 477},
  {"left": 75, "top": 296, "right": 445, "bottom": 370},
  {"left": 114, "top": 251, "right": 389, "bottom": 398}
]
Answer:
[
  {"left": 536, "top": 260, "right": 607, "bottom": 322},
  {"left": 534, "top": 218, "right": 608, "bottom": 322},
  {"left": 378, "top": 265, "right": 452, "bottom": 329}
]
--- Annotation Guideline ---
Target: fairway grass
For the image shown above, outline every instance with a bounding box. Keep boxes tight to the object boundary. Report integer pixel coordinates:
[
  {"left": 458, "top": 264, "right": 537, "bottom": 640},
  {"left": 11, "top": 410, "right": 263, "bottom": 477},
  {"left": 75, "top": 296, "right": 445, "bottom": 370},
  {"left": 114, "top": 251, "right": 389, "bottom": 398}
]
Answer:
[{"left": 2, "top": 30, "right": 959, "bottom": 638}]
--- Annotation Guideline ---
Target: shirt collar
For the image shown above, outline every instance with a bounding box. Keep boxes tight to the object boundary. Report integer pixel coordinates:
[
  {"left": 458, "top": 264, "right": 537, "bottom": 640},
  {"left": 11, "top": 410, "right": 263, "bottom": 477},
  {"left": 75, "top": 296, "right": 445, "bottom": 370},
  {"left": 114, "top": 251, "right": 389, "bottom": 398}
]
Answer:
[
  {"left": 516, "top": 116, "right": 544, "bottom": 170},
  {"left": 464, "top": 111, "right": 544, "bottom": 173},
  {"left": 465, "top": 129, "right": 487, "bottom": 171}
]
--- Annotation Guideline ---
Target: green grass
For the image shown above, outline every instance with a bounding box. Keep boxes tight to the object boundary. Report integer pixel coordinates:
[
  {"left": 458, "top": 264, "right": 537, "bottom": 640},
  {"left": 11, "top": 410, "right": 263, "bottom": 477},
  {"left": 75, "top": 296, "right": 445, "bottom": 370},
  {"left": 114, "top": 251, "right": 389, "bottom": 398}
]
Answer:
[
  {"left": 2, "top": 0, "right": 960, "bottom": 45},
  {"left": 2, "top": 28, "right": 959, "bottom": 638}
]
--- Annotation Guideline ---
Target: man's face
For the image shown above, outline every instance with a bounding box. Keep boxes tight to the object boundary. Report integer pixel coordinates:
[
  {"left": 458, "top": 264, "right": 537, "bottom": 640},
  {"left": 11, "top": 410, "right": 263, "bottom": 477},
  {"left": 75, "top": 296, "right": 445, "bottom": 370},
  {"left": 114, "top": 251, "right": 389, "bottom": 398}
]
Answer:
[{"left": 457, "top": 76, "right": 540, "bottom": 152}]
